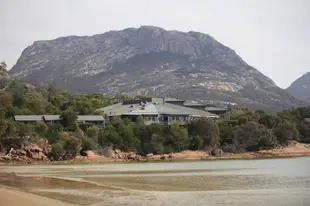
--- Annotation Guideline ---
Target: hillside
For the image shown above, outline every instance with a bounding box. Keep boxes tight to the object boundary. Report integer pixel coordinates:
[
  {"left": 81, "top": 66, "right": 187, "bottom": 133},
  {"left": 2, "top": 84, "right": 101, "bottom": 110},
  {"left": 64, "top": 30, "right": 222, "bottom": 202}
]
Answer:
[
  {"left": 287, "top": 72, "right": 310, "bottom": 103},
  {"left": 9, "top": 26, "right": 305, "bottom": 112}
]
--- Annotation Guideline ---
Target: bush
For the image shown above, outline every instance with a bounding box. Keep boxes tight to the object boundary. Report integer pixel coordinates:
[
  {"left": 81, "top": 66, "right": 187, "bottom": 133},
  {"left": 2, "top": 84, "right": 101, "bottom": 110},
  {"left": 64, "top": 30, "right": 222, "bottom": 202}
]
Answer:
[{"left": 50, "top": 142, "right": 65, "bottom": 160}]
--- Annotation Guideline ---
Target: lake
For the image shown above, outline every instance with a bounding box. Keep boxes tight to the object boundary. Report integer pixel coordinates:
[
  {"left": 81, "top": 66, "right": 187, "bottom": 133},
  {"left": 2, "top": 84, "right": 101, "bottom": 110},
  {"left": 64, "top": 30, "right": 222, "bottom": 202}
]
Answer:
[{"left": 1, "top": 157, "right": 310, "bottom": 206}]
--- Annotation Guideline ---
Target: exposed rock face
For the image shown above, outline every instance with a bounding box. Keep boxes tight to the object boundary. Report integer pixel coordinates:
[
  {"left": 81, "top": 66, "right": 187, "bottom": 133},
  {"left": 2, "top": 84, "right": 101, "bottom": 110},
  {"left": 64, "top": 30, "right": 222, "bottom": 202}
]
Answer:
[
  {"left": 9, "top": 26, "right": 305, "bottom": 112},
  {"left": 287, "top": 72, "right": 310, "bottom": 103}
]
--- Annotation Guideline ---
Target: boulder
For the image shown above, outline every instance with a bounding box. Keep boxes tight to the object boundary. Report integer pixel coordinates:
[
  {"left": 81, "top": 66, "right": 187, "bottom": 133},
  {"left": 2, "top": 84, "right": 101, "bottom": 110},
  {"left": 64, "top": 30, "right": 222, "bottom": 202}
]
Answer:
[
  {"left": 85, "top": 150, "right": 96, "bottom": 158},
  {"left": 15, "top": 149, "right": 27, "bottom": 156},
  {"left": 146, "top": 153, "right": 153, "bottom": 157},
  {"left": 127, "top": 152, "right": 136, "bottom": 160},
  {"left": 102, "top": 147, "right": 114, "bottom": 158},
  {"left": 211, "top": 148, "right": 224, "bottom": 156},
  {"left": 8, "top": 148, "right": 16, "bottom": 155},
  {"left": 30, "top": 146, "right": 43, "bottom": 153},
  {"left": 160, "top": 155, "right": 167, "bottom": 160}
]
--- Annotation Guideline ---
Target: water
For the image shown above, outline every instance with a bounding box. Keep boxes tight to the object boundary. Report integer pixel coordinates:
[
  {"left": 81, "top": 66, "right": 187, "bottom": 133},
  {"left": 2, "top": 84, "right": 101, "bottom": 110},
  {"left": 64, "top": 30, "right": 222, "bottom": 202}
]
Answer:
[{"left": 1, "top": 157, "right": 310, "bottom": 205}]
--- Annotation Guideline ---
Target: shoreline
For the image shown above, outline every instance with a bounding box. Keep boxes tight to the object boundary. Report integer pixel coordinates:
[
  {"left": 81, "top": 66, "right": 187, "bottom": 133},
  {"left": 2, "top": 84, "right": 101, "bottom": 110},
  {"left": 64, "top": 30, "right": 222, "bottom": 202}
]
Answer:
[
  {"left": 1, "top": 142, "right": 310, "bottom": 165},
  {"left": 1, "top": 152, "right": 309, "bottom": 166}
]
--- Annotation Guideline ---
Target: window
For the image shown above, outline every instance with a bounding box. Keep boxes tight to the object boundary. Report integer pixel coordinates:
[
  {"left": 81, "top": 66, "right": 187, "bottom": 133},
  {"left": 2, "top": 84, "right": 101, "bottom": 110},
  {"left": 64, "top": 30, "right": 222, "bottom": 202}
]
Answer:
[{"left": 152, "top": 116, "right": 156, "bottom": 121}]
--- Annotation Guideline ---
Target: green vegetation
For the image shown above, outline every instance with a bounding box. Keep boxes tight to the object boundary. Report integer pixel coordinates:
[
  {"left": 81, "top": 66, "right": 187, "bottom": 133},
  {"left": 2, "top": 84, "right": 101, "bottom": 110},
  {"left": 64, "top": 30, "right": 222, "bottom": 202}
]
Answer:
[{"left": 1, "top": 62, "right": 310, "bottom": 160}]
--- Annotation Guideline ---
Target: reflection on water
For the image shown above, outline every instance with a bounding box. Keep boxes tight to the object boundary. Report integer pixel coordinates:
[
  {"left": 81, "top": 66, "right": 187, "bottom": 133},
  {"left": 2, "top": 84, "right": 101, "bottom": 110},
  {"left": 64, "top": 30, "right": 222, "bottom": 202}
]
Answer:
[{"left": 1, "top": 157, "right": 310, "bottom": 206}]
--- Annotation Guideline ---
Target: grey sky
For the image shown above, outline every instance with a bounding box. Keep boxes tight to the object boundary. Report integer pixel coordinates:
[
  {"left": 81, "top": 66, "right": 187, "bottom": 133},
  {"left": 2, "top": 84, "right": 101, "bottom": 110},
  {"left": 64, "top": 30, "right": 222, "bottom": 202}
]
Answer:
[{"left": 1, "top": 0, "right": 309, "bottom": 88}]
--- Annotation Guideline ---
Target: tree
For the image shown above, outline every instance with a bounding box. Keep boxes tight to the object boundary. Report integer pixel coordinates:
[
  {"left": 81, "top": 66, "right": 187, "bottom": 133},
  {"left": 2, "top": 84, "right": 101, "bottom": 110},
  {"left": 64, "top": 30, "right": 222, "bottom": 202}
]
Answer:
[
  {"left": 189, "top": 135, "right": 203, "bottom": 150},
  {"left": 167, "top": 121, "right": 189, "bottom": 152},
  {"left": 50, "top": 142, "right": 65, "bottom": 160},
  {"left": 35, "top": 122, "right": 47, "bottom": 136},
  {"left": 150, "top": 133, "right": 164, "bottom": 154},
  {"left": 0, "top": 120, "right": 8, "bottom": 137},
  {"left": 81, "top": 138, "right": 97, "bottom": 151},
  {"left": 0, "top": 61, "right": 7, "bottom": 70},
  {"left": 259, "top": 115, "right": 280, "bottom": 129},
  {"left": 0, "top": 91, "right": 12, "bottom": 107},
  {"left": 45, "top": 124, "right": 64, "bottom": 144},
  {"left": 98, "top": 124, "right": 121, "bottom": 147},
  {"left": 86, "top": 125, "right": 99, "bottom": 140},
  {"left": 117, "top": 121, "right": 140, "bottom": 151},
  {"left": 273, "top": 122, "right": 299, "bottom": 144},
  {"left": 217, "top": 120, "right": 237, "bottom": 144},
  {"left": 188, "top": 118, "right": 220, "bottom": 147},
  {"left": 57, "top": 132, "right": 82, "bottom": 156},
  {"left": 297, "top": 122, "right": 310, "bottom": 143},
  {"left": 60, "top": 109, "right": 77, "bottom": 129},
  {"left": 24, "top": 92, "right": 47, "bottom": 114},
  {"left": 234, "top": 121, "right": 276, "bottom": 151}
]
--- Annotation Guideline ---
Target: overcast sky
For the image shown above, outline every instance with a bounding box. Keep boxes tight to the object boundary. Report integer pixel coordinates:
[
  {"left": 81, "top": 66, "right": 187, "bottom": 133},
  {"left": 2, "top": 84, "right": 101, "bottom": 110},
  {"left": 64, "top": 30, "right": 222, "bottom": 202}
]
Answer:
[{"left": 1, "top": 0, "right": 309, "bottom": 88}]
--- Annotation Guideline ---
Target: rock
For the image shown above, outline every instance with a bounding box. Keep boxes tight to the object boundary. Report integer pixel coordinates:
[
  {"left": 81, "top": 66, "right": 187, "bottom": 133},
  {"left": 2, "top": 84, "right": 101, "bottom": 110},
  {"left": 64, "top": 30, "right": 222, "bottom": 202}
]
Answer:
[
  {"left": 211, "top": 148, "right": 224, "bottom": 156},
  {"left": 135, "top": 155, "right": 143, "bottom": 161},
  {"left": 127, "top": 153, "right": 136, "bottom": 160},
  {"left": 85, "top": 150, "right": 96, "bottom": 158},
  {"left": 2, "top": 155, "right": 12, "bottom": 160},
  {"left": 25, "top": 150, "right": 34, "bottom": 159},
  {"left": 146, "top": 153, "right": 153, "bottom": 157},
  {"left": 160, "top": 155, "right": 167, "bottom": 160},
  {"left": 8, "top": 148, "right": 16, "bottom": 155},
  {"left": 30, "top": 146, "right": 43, "bottom": 153},
  {"left": 15, "top": 149, "right": 27, "bottom": 156},
  {"left": 102, "top": 147, "right": 114, "bottom": 158}
]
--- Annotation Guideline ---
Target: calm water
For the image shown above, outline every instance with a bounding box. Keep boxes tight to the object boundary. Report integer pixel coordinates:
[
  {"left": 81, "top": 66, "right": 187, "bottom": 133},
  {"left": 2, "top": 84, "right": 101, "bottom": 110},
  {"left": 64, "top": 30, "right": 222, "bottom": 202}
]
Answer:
[{"left": 1, "top": 157, "right": 310, "bottom": 206}]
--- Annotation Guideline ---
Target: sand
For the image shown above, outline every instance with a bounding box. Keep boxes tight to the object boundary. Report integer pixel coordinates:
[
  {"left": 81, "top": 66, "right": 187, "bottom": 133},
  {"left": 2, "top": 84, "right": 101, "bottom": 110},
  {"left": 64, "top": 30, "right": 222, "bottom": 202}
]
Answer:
[{"left": 0, "top": 188, "right": 76, "bottom": 206}]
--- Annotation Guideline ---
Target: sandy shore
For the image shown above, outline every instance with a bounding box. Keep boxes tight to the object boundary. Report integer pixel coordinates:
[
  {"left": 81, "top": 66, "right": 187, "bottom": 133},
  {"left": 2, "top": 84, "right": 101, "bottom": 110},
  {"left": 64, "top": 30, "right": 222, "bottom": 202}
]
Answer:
[{"left": 0, "top": 188, "right": 75, "bottom": 206}]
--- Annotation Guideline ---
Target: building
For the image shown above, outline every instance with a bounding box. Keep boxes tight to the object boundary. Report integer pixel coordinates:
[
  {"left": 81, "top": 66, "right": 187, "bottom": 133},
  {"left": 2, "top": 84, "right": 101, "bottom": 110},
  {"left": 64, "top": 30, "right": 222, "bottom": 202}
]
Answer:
[
  {"left": 43, "top": 115, "right": 61, "bottom": 124},
  {"left": 76, "top": 115, "right": 105, "bottom": 127},
  {"left": 183, "top": 102, "right": 229, "bottom": 118},
  {"left": 14, "top": 115, "right": 105, "bottom": 127},
  {"left": 97, "top": 98, "right": 220, "bottom": 126},
  {"left": 14, "top": 115, "right": 44, "bottom": 124}
]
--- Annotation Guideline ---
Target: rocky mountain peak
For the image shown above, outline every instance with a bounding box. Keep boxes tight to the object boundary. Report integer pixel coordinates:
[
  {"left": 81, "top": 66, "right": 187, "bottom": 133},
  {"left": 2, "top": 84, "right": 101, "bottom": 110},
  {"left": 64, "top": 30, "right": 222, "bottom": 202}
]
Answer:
[{"left": 9, "top": 26, "right": 305, "bottom": 112}]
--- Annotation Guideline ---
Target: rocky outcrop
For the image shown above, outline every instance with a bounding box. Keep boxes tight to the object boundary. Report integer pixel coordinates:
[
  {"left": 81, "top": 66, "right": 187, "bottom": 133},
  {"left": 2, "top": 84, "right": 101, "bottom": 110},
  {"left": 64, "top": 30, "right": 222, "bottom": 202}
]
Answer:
[
  {"left": 9, "top": 26, "right": 305, "bottom": 112},
  {"left": 1, "top": 145, "right": 49, "bottom": 163}
]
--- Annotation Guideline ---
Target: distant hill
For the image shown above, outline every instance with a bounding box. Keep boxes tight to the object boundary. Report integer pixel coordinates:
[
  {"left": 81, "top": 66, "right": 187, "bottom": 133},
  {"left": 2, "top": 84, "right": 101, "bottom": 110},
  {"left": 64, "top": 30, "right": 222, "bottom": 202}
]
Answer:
[
  {"left": 9, "top": 26, "right": 305, "bottom": 112},
  {"left": 287, "top": 72, "right": 310, "bottom": 103}
]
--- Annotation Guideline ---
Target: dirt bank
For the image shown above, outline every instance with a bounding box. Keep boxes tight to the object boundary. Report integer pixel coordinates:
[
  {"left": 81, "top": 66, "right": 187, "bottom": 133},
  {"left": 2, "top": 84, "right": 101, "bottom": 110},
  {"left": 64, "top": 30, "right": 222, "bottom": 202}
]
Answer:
[{"left": 0, "top": 188, "right": 75, "bottom": 206}]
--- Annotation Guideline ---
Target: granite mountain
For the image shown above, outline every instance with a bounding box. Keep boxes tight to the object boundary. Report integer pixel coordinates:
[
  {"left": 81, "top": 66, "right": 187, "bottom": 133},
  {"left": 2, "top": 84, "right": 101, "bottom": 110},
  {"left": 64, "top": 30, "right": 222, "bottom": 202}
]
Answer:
[{"left": 9, "top": 26, "right": 305, "bottom": 112}]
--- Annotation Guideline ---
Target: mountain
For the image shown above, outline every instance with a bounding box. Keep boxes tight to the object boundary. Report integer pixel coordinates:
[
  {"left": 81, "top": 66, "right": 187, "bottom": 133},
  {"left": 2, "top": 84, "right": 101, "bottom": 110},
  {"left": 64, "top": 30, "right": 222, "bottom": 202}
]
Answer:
[
  {"left": 9, "top": 26, "right": 305, "bottom": 112},
  {"left": 287, "top": 72, "right": 310, "bottom": 103}
]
